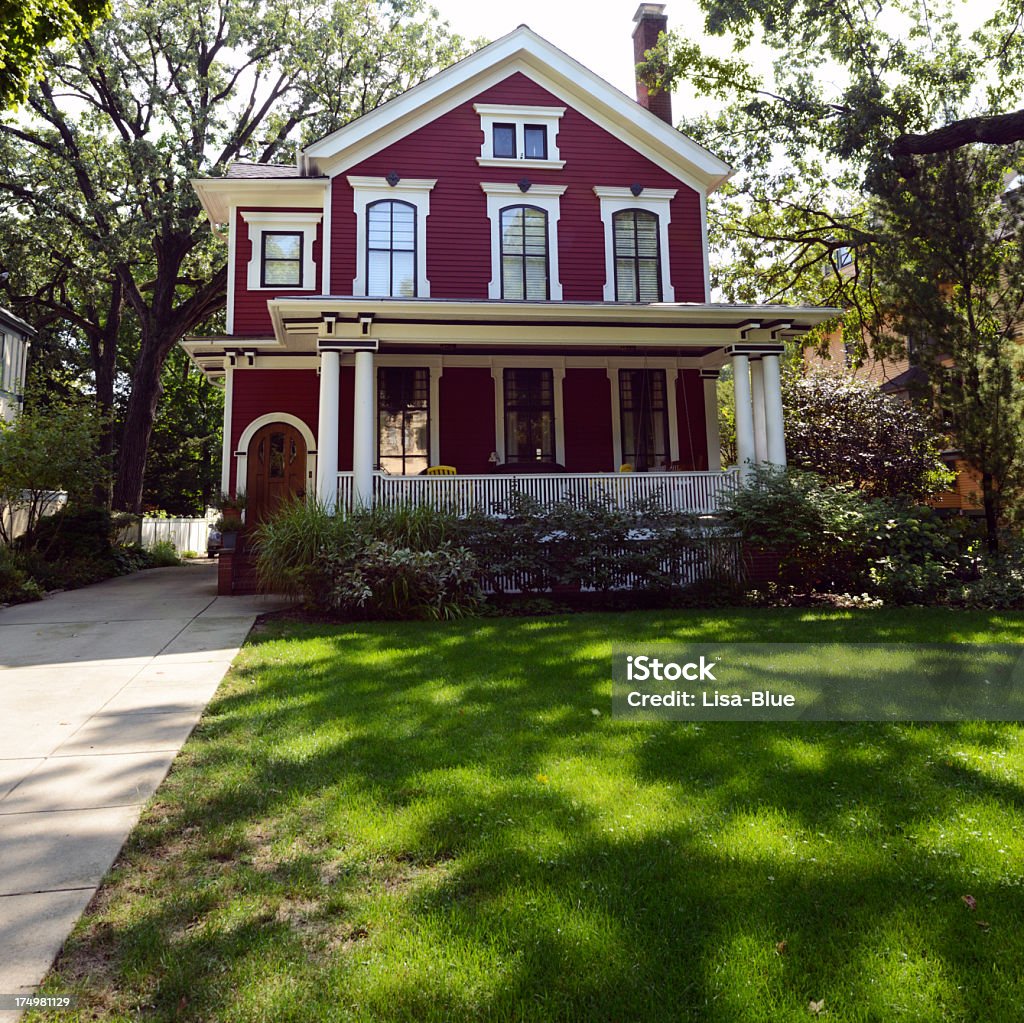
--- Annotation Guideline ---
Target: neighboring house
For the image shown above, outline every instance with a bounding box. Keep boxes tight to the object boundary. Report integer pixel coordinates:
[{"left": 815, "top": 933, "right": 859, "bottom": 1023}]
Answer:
[
  {"left": 0, "top": 307, "right": 33, "bottom": 422},
  {"left": 183, "top": 5, "right": 836, "bottom": 523},
  {"left": 806, "top": 330, "right": 983, "bottom": 514}
]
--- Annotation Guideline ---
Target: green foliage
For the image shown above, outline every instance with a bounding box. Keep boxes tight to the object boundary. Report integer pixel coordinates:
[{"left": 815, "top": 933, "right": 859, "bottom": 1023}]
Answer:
[
  {"left": 785, "top": 373, "right": 954, "bottom": 499},
  {"left": 0, "top": 397, "right": 106, "bottom": 546},
  {"left": 0, "top": 545, "right": 43, "bottom": 603},
  {"left": 0, "top": 0, "right": 474, "bottom": 510},
  {"left": 147, "top": 539, "right": 180, "bottom": 567},
  {"left": 0, "top": 0, "right": 108, "bottom": 106}
]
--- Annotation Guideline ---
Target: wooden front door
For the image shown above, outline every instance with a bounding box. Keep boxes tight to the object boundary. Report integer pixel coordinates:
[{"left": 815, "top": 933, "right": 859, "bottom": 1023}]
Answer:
[{"left": 246, "top": 423, "right": 307, "bottom": 523}]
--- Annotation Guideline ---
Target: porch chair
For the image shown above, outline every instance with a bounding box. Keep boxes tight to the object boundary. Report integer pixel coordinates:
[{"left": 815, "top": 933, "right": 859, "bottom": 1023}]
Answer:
[
  {"left": 425, "top": 465, "right": 457, "bottom": 476},
  {"left": 618, "top": 463, "right": 634, "bottom": 473}
]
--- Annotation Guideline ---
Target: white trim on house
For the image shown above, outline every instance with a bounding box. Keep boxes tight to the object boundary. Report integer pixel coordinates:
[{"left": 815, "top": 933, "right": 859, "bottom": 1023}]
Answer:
[
  {"left": 605, "top": 358, "right": 685, "bottom": 470},
  {"left": 474, "top": 103, "right": 566, "bottom": 169},
  {"left": 699, "top": 191, "right": 711, "bottom": 303},
  {"left": 593, "top": 186, "right": 677, "bottom": 302},
  {"left": 303, "top": 26, "right": 731, "bottom": 194},
  {"left": 191, "top": 179, "right": 329, "bottom": 226},
  {"left": 239, "top": 210, "right": 323, "bottom": 292},
  {"left": 234, "top": 411, "right": 318, "bottom": 500},
  {"left": 347, "top": 176, "right": 437, "bottom": 298},
  {"left": 226, "top": 204, "right": 237, "bottom": 335},
  {"left": 481, "top": 182, "right": 567, "bottom": 300},
  {"left": 321, "top": 187, "right": 333, "bottom": 294}
]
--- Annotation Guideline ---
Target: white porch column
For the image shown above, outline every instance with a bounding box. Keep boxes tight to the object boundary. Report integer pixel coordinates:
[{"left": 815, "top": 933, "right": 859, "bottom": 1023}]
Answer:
[
  {"left": 352, "top": 348, "right": 375, "bottom": 509},
  {"left": 750, "top": 358, "right": 768, "bottom": 464},
  {"left": 761, "top": 352, "right": 787, "bottom": 467},
  {"left": 700, "top": 369, "right": 722, "bottom": 472},
  {"left": 220, "top": 355, "right": 234, "bottom": 495},
  {"left": 730, "top": 351, "right": 756, "bottom": 479},
  {"left": 316, "top": 350, "right": 341, "bottom": 510}
]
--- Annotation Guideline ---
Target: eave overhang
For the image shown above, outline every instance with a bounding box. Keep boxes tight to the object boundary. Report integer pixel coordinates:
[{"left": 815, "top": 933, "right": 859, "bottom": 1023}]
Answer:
[{"left": 189, "top": 177, "right": 330, "bottom": 228}]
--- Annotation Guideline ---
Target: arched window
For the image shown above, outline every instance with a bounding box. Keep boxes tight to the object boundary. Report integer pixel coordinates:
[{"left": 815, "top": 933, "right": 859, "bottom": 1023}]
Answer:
[
  {"left": 613, "top": 209, "right": 661, "bottom": 302},
  {"left": 500, "top": 205, "right": 549, "bottom": 300},
  {"left": 367, "top": 200, "right": 417, "bottom": 297}
]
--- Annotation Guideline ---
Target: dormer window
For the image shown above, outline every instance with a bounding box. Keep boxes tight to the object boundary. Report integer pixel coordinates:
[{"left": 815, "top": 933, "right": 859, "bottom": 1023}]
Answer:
[
  {"left": 260, "top": 232, "right": 303, "bottom": 287},
  {"left": 475, "top": 104, "right": 565, "bottom": 169},
  {"left": 240, "top": 210, "right": 322, "bottom": 292}
]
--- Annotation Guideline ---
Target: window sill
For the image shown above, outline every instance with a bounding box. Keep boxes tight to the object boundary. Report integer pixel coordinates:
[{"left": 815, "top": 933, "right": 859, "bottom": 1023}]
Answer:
[{"left": 476, "top": 157, "right": 566, "bottom": 170}]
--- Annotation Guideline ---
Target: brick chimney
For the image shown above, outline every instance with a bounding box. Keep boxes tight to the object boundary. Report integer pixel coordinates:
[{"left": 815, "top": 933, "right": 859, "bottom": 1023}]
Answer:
[{"left": 632, "top": 4, "right": 672, "bottom": 125}]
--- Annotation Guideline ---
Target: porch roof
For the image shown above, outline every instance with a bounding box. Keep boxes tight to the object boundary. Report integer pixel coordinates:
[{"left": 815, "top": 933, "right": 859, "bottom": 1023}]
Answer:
[{"left": 182, "top": 297, "right": 840, "bottom": 379}]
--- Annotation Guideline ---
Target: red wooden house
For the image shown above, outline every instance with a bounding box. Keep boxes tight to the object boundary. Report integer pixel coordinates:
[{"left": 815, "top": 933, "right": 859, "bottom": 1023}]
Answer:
[{"left": 183, "top": 5, "right": 835, "bottom": 524}]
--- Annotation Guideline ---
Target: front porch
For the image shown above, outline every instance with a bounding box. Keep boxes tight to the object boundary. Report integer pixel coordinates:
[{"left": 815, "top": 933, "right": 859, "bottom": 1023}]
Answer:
[{"left": 338, "top": 467, "right": 742, "bottom": 516}]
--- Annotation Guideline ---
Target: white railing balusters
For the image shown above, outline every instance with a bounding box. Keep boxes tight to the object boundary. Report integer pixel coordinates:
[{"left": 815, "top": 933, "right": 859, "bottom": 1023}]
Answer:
[{"left": 338, "top": 469, "right": 741, "bottom": 516}]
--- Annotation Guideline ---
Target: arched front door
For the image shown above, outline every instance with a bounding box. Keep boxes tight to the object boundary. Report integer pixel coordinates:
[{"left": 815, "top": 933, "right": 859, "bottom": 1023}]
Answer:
[{"left": 246, "top": 422, "right": 307, "bottom": 523}]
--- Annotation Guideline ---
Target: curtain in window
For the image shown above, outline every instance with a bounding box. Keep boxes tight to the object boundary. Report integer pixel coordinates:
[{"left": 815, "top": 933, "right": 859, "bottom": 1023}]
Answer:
[
  {"left": 367, "top": 200, "right": 417, "bottom": 297},
  {"left": 500, "top": 206, "right": 548, "bottom": 300},
  {"left": 613, "top": 210, "right": 661, "bottom": 302}
]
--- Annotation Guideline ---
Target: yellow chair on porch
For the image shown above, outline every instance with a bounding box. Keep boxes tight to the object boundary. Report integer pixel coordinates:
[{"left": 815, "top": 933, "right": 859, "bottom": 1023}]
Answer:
[
  {"left": 425, "top": 465, "right": 457, "bottom": 476},
  {"left": 618, "top": 463, "right": 634, "bottom": 473}
]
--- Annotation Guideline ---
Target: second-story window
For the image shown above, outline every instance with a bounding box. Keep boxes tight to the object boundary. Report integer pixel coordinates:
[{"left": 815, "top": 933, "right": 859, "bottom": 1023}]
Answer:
[
  {"left": 260, "top": 232, "right": 303, "bottom": 287},
  {"left": 500, "top": 205, "right": 548, "bottom": 300},
  {"left": 367, "top": 200, "right": 417, "bottom": 297},
  {"left": 523, "top": 125, "right": 547, "bottom": 160},
  {"left": 614, "top": 210, "right": 661, "bottom": 302}
]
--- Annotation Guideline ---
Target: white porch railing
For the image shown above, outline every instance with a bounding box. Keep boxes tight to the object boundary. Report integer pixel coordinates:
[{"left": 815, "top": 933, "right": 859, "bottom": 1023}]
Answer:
[{"left": 335, "top": 469, "right": 741, "bottom": 516}]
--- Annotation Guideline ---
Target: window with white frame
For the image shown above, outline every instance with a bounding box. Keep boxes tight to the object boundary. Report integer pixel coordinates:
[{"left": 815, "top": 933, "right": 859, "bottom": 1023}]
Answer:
[
  {"left": 378, "top": 366, "right": 429, "bottom": 475},
  {"left": 482, "top": 183, "right": 565, "bottom": 300},
  {"left": 241, "top": 210, "right": 322, "bottom": 292},
  {"left": 349, "top": 176, "right": 436, "bottom": 298},
  {"left": 594, "top": 187, "right": 677, "bottom": 302},
  {"left": 367, "top": 200, "right": 417, "bottom": 297},
  {"left": 500, "top": 206, "right": 549, "bottom": 300},
  {"left": 619, "top": 368, "right": 670, "bottom": 471},
  {"left": 474, "top": 104, "right": 565, "bottom": 169},
  {"left": 613, "top": 210, "right": 662, "bottom": 302}
]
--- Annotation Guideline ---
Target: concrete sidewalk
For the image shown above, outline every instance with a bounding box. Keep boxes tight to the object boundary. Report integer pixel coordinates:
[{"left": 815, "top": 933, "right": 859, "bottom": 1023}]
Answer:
[{"left": 0, "top": 564, "right": 285, "bottom": 1019}]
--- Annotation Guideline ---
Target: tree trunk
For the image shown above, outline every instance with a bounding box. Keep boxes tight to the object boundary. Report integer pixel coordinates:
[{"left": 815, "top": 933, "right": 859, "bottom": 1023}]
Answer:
[
  {"left": 981, "top": 471, "right": 999, "bottom": 554},
  {"left": 112, "top": 337, "right": 167, "bottom": 512}
]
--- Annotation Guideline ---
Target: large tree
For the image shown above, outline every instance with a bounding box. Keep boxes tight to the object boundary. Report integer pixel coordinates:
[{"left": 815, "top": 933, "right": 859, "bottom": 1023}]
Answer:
[
  {"left": 0, "top": 0, "right": 470, "bottom": 510},
  {"left": 0, "top": 0, "right": 108, "bottom": 106},
  {"left": 640, "top": 0, "right": 1024, "bottom": 547}
]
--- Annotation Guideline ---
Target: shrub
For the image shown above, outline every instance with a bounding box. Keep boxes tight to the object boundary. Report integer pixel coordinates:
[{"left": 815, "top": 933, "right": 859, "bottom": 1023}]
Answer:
[
  {"left": 148, "top": 540, "right": 181, "bottom": 567},
  {"left": 325, "top": 541, "right": 482, "bottom": 620},
  {"left": 0, "top": 546, "right": 43, "bottom": 604}
]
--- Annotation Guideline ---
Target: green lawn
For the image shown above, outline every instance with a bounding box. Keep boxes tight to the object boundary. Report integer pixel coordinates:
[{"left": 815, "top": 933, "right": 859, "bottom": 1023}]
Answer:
[{"left": 35, "top": 609, "right": 1024, "bottom": 1022}]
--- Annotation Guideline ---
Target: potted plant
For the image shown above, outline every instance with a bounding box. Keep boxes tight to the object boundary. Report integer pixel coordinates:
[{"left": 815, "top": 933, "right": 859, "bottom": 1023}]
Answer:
[
  {"left": 214, "top": 511, "right": 245, "bottom": 550},
  {"left": 215, "top": 490, "right": 247, "bottom": 521}
]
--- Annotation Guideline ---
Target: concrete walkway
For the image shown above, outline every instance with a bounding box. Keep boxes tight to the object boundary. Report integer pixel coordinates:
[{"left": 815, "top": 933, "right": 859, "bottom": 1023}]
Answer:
[{"left": 0, "top": 564, "right": 284, "bottom": 1019}]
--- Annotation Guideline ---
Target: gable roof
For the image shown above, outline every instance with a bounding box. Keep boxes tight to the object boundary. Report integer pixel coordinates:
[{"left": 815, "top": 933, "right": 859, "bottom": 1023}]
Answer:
[{"left": 303, "top": 24, "right": 733, "bottom": 194}]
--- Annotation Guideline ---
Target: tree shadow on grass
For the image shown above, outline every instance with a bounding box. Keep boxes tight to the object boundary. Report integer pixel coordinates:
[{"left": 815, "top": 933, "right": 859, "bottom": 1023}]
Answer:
[{"left": 33, "top": 610, "right": 1024, "bottom": 1022}]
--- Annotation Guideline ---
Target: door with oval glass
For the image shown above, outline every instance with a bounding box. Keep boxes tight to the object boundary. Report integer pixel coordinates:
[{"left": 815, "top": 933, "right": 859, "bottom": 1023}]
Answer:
[{"left": 247, "top": 423, "right": 307, "bottom": 523}]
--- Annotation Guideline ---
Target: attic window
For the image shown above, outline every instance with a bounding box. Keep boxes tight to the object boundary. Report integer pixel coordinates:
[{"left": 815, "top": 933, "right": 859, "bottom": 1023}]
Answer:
[{"left": 474, "top": 104, "right": 566, "bottom": 170}]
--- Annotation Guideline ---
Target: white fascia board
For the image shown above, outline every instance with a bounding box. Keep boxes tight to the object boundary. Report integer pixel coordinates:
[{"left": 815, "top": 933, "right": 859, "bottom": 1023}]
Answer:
[
  {"left": 190, "top": 178, "right": 330, "bottom": 225},
  {"left": 304, "top": 26, "right": 732, "bottom": 193}
]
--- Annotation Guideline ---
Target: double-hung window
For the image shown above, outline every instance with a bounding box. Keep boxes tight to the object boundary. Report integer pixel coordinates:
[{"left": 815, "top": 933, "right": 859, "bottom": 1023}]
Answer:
[
  {"left": 619, "top": 369, "right": 670, "bottom": 472},
  {"left": 504, "top": 368, "right": 555, "bottom": 463},
  {"left": 367, "top": 200, "right": 417, "bottom": 297},
  {"left": 613, "top": 210, "right": 662, "bottom": 301},
  {"left": 500, "top": 206, "right": 549, "bottom": 300},
  {"left": 378, "top": 367, "right": 429, "bottom": 475},
  {"left": 260, "top": 232, "right": 303, "bottom": 287}
]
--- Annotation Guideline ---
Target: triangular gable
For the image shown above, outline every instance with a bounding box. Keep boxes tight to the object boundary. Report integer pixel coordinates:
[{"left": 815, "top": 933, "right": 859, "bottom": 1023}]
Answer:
[{"left": 303, "top": 25, "right": 732, "bottom": 195}]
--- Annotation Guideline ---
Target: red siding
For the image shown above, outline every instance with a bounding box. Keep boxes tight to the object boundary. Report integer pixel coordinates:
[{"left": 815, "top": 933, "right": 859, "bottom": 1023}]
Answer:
[
  {"left": 563, "top": 369, "right": 613, "bottom": 471},
  {"left": 439, "top": 368, "right": 495, "bottom": 472},
  {"left": 675, "top": 369, "right": 707, "bottom": 470},
  {"left": 233, "top": 208, "right": 323, "bottom": 337},
  {"left": 229, "top": 369, "right": 319, "bottom": 492},
  {"left": 333, "top": 73, "right": 705, "bottom": 301}
]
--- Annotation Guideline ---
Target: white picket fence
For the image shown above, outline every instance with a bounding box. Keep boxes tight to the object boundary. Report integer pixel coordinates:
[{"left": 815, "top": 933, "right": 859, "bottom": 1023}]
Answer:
[
  {"left": 116, "top": 516, "right": 212, "bottom": 554},
  {"left": 335, "top": 469, "right": 741, "bottom": 517}
]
